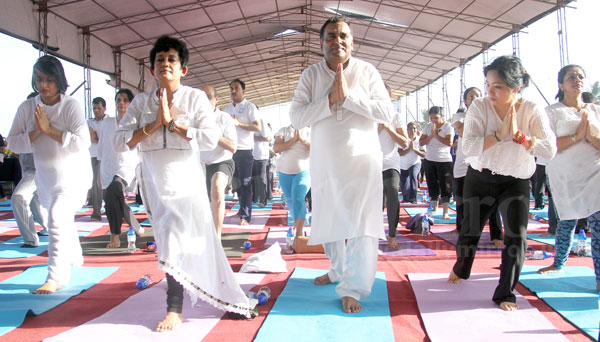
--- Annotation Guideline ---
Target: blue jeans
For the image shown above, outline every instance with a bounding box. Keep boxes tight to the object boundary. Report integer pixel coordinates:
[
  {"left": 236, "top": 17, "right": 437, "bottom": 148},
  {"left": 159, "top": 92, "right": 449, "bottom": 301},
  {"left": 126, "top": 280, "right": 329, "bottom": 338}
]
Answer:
[
  {"left": 400, "top": 163, "right": 420, "bottom": 203},
  {"left": 233, "top": 150, "right": 253, "bottom": 221},
  {"left": 552, "top": 210, "right": 600, "bottom": 282},
  {"left": 278, "top": 170, "right": 311, "bottom": 220}
]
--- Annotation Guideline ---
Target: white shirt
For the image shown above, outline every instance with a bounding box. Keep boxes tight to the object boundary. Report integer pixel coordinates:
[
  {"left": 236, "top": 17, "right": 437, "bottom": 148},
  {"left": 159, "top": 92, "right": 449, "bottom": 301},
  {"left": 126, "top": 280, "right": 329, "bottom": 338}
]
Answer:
[
  {"left": 97, "top": 117, "right": 139, "bottom": 189},
  {"left": 379, "top": 111, "right": 406, "bottom": 172},
  {"left": 114, "top": 86, "right": 219, "bottom": 153},
  {"left": 399, "top": 138, "right": 423, "bottom": 170},
  {"left": 253, "top": 117, "right": 271, "bottom": 160},
  {"left": 463, "top": 97, "right": 556, "bottom": 179},
  {"left": 452, "top": 111, "right": 468, "bottom": 178},
  {"left": 289, "top": 57, "right": 393, "bottom": 244},
  {"left": 8, "top": 94, "right": 92, "bottom": 199},
  {"left": 423, "top": 122, "right": 453, "bottom": 162},
  {"left": 546, "top": 102, "right": 600, "bottom": 220},
  {"left": 199, "top": 109, "right": 237, "bottom": 165},
  {"left": 224, "top": 98, "right": 258, "bottom": 150},
  {"left": 274, "top": 126, "right": 310, "bottom": 174},
  {"left": 88, "top": 117, "right": 107, "bottom": 158}
]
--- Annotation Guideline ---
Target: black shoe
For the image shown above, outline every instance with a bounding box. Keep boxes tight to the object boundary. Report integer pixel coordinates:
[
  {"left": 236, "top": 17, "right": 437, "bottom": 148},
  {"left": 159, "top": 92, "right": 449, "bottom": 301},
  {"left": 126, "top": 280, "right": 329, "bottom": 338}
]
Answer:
[{"left": 21, "top": 244, "right": 36, "bottom": 248}]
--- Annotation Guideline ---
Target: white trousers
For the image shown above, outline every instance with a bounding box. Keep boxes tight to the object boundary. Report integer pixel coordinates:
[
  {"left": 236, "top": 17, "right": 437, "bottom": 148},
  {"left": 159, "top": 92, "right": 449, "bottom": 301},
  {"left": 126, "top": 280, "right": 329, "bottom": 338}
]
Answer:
[
  {"left": 45, "top": 190, "right": 85, "bottom": 286},
  {"left": 323, "top": 236, "right": 379, "bottom": 300},
  {"left": 12, "top": 170, "right": 47, "bottom": 246}
]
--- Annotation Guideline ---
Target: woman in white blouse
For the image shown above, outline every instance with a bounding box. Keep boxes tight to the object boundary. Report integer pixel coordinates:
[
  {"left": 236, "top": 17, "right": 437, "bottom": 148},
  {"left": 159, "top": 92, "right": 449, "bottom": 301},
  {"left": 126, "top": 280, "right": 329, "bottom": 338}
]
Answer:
[
  {"left": 538, "top": 65, "right": 600, "bottom": 290},
  {"left": 273, "top": 126, "right": 310, "bottom": 237},
  {"left": 447, "top": 55, "right": 557, "bottom": 311}
]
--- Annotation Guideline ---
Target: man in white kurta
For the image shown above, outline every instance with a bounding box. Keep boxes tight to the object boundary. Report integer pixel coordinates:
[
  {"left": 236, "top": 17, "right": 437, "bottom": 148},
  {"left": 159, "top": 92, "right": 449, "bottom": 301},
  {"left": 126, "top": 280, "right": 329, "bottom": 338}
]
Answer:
[{"left": 289, "top": 17, "right": 393, "bottom": 313}]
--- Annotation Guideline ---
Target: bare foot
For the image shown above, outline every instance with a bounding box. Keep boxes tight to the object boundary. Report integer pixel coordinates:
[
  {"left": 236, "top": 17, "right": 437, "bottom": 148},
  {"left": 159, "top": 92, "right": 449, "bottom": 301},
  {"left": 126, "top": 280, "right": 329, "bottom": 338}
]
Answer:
[
  {"left": 156, "top": 312, "right": 183, "bottom": 332},
  {"left": 447, "top": 270, "right": 462, "bottom": 284},
  {"left": 341, "top": 296, "right": 362, "bottom": 313},
  {"left": 240, "top": 218, "right": 249, "bottom": 226},
  {"left": 500, "top": 302, "right": 519, "bottom": 311},
  {"left": 313, "top": 273, "right": 332, "bottom": 285},
  {"left": 442, "top": 215, "right": 451, "bottom": 220},
  {"left": 33, "top": 281, "right": 61, "bottom": 294},
  {"left": 540, "top": 232, "right": 555, "bottom": 238},
  {"left": 387, "top": 236, "right": 399, "bottom": 249},
  {"left": 492, "top": 239, "right": 505, "bottom": 247},
  {"left": 106, "top": 234, "right": 121, "bottom": 248},
  {"left": 537, "top": 265, "right": 562, "bottom": 274},
  {"left": 257, "top": 203, "right": 266, "bottom": 208}
]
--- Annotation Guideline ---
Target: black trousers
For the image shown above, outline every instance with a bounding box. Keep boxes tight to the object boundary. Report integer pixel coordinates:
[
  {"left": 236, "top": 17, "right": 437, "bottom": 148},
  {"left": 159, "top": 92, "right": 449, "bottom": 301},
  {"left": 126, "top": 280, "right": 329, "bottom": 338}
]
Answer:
[
  {"left": 252, "top": 159, "right": 268, "bottom": 205},
  {"left": 382, "top": 169, "right": 400, "bottom": 237},
  {"left": 424, "top": 160, "right": 453, "bottom": 203},
  {"left": 104, "top": 176, "right": 141, "bottom": 235},
  {"left": 166, "top": 273, "right": 184, "bottom": 314},
  {"left": 455, "top": 176, "right": 503, "bottom": 240},
  {"left": 233, "top": 150, "right": 254, "bottom": 221},
  {"left": 530, "top": 164, "right": 546, "bottom": 208},
  {"left": 453, "top": 167, "right": 529, "bottom": 305}
]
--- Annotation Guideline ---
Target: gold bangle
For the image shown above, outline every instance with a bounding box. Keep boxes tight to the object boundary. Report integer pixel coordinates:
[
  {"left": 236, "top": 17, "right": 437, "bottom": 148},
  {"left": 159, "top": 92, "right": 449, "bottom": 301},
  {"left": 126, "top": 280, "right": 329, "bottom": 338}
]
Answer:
[{"left": 142, "top": 125, "right": 149, "bottom": 136}]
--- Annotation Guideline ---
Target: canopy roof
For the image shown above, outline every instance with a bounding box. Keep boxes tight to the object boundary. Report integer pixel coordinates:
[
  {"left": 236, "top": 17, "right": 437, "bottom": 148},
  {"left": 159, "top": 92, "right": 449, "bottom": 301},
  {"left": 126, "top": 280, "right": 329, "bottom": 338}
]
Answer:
[{"left": 2, "top": 0, "right": 572, "bottom": 108}]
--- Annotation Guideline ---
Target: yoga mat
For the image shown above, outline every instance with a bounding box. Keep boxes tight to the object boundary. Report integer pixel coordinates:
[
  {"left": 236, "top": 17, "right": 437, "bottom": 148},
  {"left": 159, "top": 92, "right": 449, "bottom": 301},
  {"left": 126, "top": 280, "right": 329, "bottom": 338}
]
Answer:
[
  {"left": 527, "top": 233, "right": 592, "bottom": 257},
  {"left": 44, "top": 272, "right": 264, "bottom": 342},
  {"left": 265, "top": 226, "right": 314, "bottom": 248},
  {"left": 287, "top": 211, "right": 311, "bottom": 226},
  {"left": 221, "top": 231, "right": 250, "bottom": 257},
  {"left": 127, "top": 203, "right": 146, "bottom": 213},
  {"left": 0, "top": 232, "right": 90, "bottom": 259},
  {"left": 434, "top": 230, "right": 503, "bottom": 253},
  {"left": 0, "top": 264, "right": 118, "bottom": 337},
  {"left": 80, "top": 229, "right": 155, "bottom": 255},
  {"left": 378, "top": 236, "right": 436, "bottom": 257},
  {"left": 223, "top": 212, "right": 270, "bottom": 230},
  {"left": 408, "top": 273, "right": 568, "bottom": 342},
  {"left": 519, "top": 265, "right": 599, "bottom": 340},
  {"left": 255, "top": 268, "right": 394, "bottom": 342},
  {"left": 0, "top": 206, "right": 13, "bottom": 212},
  {"left": 140, "top": 219, "right": 151, "bottom": 227},
  {"left": 230, "top": 201, "right": 273, "bottom": 211},
  {"left": 404, "top": 207, "right": 456, "bottom": 224},
  {"left": 0, "top": 200, "right": 10, "bottom": 206}
]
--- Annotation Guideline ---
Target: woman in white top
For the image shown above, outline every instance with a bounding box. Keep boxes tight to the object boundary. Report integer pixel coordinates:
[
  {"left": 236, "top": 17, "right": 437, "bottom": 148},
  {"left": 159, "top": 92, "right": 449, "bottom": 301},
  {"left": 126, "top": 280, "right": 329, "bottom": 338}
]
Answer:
[
  {"left": 399, "top": 122, "right": 425, "bottom": 204},
  {"left": 538, "top": 65, "right": 600, "bottom": 290},
  {"left": 419, "top": 106, "right": 454, "bottom": 219},
  {"left": 274, "top": 125, "right": 310, "bottom": 237},
  {"left": 8, "top": 55, "right": 92, "bottom": 294},
  {"left": 447, "top": 55, "right": 557, "bottom": 311}
]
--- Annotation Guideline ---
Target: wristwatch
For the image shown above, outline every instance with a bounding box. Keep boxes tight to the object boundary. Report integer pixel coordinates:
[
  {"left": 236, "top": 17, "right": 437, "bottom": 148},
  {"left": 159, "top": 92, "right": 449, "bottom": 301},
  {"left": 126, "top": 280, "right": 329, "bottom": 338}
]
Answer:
[{"left": 168, "top": 120, "right": 176, "bottom": 132}]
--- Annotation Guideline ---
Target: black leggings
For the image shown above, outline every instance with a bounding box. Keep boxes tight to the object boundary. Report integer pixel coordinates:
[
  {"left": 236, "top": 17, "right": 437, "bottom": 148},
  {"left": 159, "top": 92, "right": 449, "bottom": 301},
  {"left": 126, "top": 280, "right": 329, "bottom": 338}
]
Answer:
[
  {"left": 104, "top": 176, "right": 141, "bottom": 235},
  {"left": 455, "top": 176, "right": 503, "bottom": 240},
  {"left": 166, "top": 273, "right": 184, "bottom": 314},
  {"left": 382, "top": 169, "right": 400, "bottom": 237},
  {"left": 425, "top": 160, "right": 453, "bottom": 203}
]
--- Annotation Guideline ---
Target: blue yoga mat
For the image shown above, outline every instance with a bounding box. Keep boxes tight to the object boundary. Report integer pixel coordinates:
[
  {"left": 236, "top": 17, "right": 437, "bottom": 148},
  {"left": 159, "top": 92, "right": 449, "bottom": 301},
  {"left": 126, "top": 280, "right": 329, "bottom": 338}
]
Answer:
[
  {"left": 529, "top": 207, "right": 549, "bottom": 220},
  {"left": 519, "top": 265, "right": 599, "bottom": 341},
  {"left": 254, "top": 268, "right": 394, "bottom": 342},
  {"left": 140, "top": 219, "right": 151, "bottom": 227},
  {"left": 404, "top": 207, "right": 456, "bottom": 224},
  {"left": 0, "top": 264, "right": 119, "bottom": 337},
  {"left": 0, "top": 206, "right": 13, "bottom": 212},
  {"left": 0, "top": 232, "right": 90, "bottom": 259},
  {"left": 127, "top": 204, "right": 146, "bottom": 213},
  {"left": 527, "top": 233, "right": 592, "bottom": 257}
]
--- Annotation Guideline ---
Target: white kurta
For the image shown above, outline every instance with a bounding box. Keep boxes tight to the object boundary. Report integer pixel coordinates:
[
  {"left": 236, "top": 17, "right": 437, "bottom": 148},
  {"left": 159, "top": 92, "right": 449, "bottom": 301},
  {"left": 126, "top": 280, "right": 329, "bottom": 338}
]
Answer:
[
  {"left": 289, "top": 57, "right": 393, "bottom": 245},
  {"left": 8, "top": 94, "right": 92, "bottom": 285},
  {"left": 113, "top": 86, "right": 252, "bottom": 317},
  {"left": 545, "top": 102, "right": 600, "bottom": 220},
  {"left": 97, "top": 117, "right": 139, "bottom": 189}
]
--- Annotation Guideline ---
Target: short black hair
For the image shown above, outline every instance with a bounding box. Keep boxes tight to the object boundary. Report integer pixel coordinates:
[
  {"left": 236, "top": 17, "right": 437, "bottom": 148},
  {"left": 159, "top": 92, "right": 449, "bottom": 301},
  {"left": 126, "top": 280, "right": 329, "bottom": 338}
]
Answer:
[
  {"left": 555, "top": 64, "right": 585, "bottom": 101},
  {"left": 484, "top": 55, "right": 529, "bottom": 90},
  {"left": 31, "top": 55, "right": 69, "bottom": 94},
  {"left": 92, "top": 97, "right": 106, "bottom": 108},
  {"left": 27, "top": 92, "right": 38, "bottom": 100},
  {"left": 320, "top": 17, "right": 351, "bottom": 40},
  {"left": 149, "top": 35, "right": 189, "bottom": 70},
  {"left": 115, "top": 88, "right": 134, "bottom": 102},
  {"left": 230, "top": 78, "right": 246, "bottom": 90},
  {"left": 428, "top": 106, "right": 442, "bottom": 115},
  {"left": 463, "top": 87, "right": 481, "bottom": 104}
]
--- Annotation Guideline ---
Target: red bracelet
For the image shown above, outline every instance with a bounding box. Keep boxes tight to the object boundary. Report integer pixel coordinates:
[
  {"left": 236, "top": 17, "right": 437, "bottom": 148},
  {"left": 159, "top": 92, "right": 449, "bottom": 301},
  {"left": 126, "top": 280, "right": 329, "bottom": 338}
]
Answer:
[{"left": 513, "top": 130, "right": 530, "bottom": 149}]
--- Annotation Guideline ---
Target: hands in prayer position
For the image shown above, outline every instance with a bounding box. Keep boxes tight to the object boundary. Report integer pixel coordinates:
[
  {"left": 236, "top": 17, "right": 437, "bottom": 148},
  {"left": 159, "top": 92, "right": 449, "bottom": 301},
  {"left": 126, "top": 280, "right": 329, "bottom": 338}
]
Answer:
[{"left": 329, "top": 63, "right": 348, "bottom": 107}]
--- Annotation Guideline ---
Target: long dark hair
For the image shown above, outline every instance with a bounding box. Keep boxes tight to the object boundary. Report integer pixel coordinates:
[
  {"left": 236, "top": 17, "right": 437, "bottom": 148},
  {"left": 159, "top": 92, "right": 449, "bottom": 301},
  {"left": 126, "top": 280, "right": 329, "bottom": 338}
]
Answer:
[
  {"left": 31, "top": 55, "right": 69, "bottom": 94},
  {"left": 484, "top": 55, "right": 529, "bottom": 90},
  {"left": 555, "top": 64, "right": 585, "bottom": 101}
]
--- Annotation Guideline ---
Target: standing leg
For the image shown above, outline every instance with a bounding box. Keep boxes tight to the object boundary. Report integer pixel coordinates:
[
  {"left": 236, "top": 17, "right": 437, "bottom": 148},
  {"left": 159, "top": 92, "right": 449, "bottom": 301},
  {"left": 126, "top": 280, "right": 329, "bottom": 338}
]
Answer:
[
  {"left": 210, "top": 172, "right": 230, "bottom": 239},
  {"left": 234, "top": 150, "right": 254, "bottom": 224},
  {"left": 424, "top": 160, "right": 440, "bottom": 207},
  {"left": 90, "top": 158, "right": 102, "bottom": 220},
  {"left": 278, "top": 171, "right": 295, "bottom": 228},
  {"left": 493, "top": 177, "right": 529, "bottom": 309},
  {"left": 12, "top": 171, "right": 40, "bottom": 247},
  {"left": 156, "top": 273, "right": 184, "bottom": 332},
  {"left": 290, "top": 170, "right": 310, "bottom": 237},
  {"left": 489, "top": 206, "right": 504, "bottom": 246},
  {"left": 315, "top": 240, "right": 345, "bottom": 285},
  {"left": 383, "top": 169, "right": 400, "bottom": 248},
  {"left": 454, "top": 176, "right": 465, "bottom": 233},
  {"left": 104, "top": 177, "right": 124, "bottom": 248},
  {"left": 336, "top": 236, "right": 379, "bottom": 313},
  {"left": 438, "top": 162, "right": 453, "bottom": 220},
  {"left": 409, "top": 163, "right": 420, "bottom": 203},
  {"left": 587, "top": 211, "right": 600, "bottom": 288},
  {"left": 399, "top": 168, "right": 410, "bottom": 203},
  {"left": 539, "top": 219, "right": 578, "bottom": 274}
]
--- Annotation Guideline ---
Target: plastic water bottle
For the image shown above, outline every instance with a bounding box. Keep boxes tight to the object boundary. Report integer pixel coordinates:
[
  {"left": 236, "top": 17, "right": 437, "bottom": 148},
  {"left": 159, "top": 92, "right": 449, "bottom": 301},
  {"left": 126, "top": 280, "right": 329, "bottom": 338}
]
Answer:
[
  {"left": 285, "top": 227, "right": 294, "bottom": 254},
  {"left": 127, "top": 226, "right": 136, "bottom": 253},
  {"left": 422, "top": 190, "right": 428, "bottom": 203},
  {"left": 421, "top": 214, "right": 430, "bottom": 236},
  {"left": 256, "top": 286, "right": 271, "bottom": 305},
  {"left": 426, "top": 202, "right": 434, "bottom": 216},
  {"left": 529, "top": 213, "right": 543, "bottom": 221},
  {"left": 243, "top": 241, "right": 252, "bottom": 250},
  {"left": 136, "top": 274, "right": 153, "bottom": 289},
  {"left": 526, "top": 250, "right": 554, "bottom": 260},
  {"left": 577, "top": 230, "right": 587, "bottom": 256}
]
